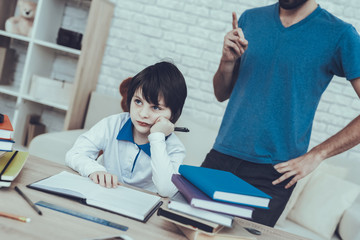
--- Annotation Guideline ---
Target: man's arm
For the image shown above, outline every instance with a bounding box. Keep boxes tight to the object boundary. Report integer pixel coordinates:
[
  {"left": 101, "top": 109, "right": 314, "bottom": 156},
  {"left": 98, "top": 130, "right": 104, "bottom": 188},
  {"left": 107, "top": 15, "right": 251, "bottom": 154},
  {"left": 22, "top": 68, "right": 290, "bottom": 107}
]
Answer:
[
  {"left": 214, "top": 12, "right": 248, "bottom": 102},
  {"left": 273, "top": 77, "right": 360, "bottom": 188},
  {"left": 213, "top": 59, "right": 240, "bottom": 102}
]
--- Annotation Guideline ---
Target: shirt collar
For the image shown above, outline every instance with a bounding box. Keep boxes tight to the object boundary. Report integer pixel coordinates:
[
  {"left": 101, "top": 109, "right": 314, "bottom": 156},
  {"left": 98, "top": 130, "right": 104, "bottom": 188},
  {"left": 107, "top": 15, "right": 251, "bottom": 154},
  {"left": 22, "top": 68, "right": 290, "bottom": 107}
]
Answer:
[{"left": 116, "top": 118, "right": 151, "bottom": 157}]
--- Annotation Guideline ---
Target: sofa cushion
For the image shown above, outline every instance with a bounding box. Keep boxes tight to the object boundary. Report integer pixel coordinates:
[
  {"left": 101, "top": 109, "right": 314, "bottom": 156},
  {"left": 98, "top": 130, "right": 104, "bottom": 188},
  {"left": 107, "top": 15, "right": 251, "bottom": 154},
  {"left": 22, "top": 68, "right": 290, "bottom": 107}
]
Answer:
[
  {"left": 175, "top": 115, "right": 220, "bottom": 166},
  {"left": 29, "top": 129, "right": 86, "bottom": 164},
  {"left": 275, "top": 219, "right": 341, "bottom": 240},
  {"left": 276, "top": 173, "right": 312, "bottom": 226},
  {"left": 276, "top": 162, "right": 348, "bottom": 226},
  {"left": 338, "top": 201, "right": 360, "bottom": 240},
  {"left": 288, "top": 171, "right": 360, "bottom": 239}
]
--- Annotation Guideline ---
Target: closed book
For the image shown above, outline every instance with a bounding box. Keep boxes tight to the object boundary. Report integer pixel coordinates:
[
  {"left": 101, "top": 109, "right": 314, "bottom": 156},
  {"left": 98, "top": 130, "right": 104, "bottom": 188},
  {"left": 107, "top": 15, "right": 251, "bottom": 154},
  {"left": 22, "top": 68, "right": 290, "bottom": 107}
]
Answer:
[
  {"left": 169, "top": 191, "right": 234, "bottom": 227},
  {"left": 172, "top": 174, "right": 253, "bottom": 219},
  {"left": 0, "top": 139, "right": 15, "bottom": 151},
  {"left": 0, "top": 151, "right": 28, "bottom": 183},
  {"left": 0, "top": 180, "right": 11, "bottom": 187},
  {"left": 28, "top": 171, "right": 162, "bottom": 222},
  {"left": 0, "top": 114, "right": 14, "bottom": 139},
  {"left": 176, "top": 221, "right": 257, "bottom": 240},
  {"left": 179, "top": 165, "right": 271, "bottom": 208},
  {"left": 157, "top": 202, "right": 223, "bottom": 234}
]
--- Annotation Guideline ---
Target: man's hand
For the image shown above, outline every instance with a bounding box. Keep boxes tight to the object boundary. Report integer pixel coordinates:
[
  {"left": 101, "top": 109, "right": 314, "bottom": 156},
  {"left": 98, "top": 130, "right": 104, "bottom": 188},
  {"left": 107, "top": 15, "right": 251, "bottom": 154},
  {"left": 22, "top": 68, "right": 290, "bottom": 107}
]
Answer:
[
  {"left": 89, "top": 171, "right": 119, "bottom": 188},
  {"left": 272, "top": 151, "right": 323, "bottom": 188},
  {"left": 222, "top": 12, "right": 248, "bottom": 62},
  {"left": 150, "top": 116, "right": 174, "bottom": 136},
  {"left": 213, "top": 12, "right": 249, "bottom": 102}
]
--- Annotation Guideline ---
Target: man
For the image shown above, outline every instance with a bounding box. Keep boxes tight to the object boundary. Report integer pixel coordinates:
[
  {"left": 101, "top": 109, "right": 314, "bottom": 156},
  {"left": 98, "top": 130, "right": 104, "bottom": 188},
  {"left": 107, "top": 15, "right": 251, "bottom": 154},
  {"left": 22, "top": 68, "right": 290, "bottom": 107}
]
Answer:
[{"left": 202, "top": 0, "right": 360, "bottom": 227}]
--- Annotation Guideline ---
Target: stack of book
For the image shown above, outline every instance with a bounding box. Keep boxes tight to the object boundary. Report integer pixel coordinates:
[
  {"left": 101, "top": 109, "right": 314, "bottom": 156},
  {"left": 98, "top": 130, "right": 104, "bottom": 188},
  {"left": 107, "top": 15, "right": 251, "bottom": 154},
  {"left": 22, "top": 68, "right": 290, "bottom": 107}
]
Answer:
[
  {"left": 157, "top": 165, "right": 272, "bottom": 240},
  {"left": 0, "top": 114, "right": 15, "bottom": 152},
  {"left": 0, "top": 151, "right": 29, "bottom": 187}
]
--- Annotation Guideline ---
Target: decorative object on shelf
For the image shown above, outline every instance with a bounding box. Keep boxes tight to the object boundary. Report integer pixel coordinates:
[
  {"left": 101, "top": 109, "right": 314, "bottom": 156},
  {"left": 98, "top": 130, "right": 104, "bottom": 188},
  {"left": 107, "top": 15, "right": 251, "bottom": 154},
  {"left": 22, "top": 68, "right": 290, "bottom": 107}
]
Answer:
[
  {"left": 5, "top": 0, "right": 37, "bottom": 37},
  {"left": 29, "top": 75, "right": 73, "bottom": 106},
  {"left": 56, "top": 28, "right": 83, "bottom": 50},
  {"left": 23, "top": 114, "right": 45, "bottom": 147},
  {"left": 0, "top": 47, "right": 15, "bottom": 85}
]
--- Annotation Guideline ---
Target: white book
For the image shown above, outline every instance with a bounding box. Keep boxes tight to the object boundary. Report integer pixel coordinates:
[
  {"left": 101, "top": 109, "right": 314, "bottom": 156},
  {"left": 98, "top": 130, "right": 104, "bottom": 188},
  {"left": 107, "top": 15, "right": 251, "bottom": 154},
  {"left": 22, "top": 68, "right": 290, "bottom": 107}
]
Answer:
[
  {"left": 0, "top": 180, "right": 11, "bottom": 187},
  {"left": 28, "top": 171, "right": 162, "bottom": 222},
  {"left": 168, "top": 192, "right": 234, "bottom": 227}
]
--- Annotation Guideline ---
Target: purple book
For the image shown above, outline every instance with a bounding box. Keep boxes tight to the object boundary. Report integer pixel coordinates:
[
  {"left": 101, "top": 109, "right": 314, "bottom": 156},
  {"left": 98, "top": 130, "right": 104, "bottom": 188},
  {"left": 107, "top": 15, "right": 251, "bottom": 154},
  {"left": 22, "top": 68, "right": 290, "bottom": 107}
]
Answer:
[{"left": 172, "top": 174, "right": 253, "bottom": 219}]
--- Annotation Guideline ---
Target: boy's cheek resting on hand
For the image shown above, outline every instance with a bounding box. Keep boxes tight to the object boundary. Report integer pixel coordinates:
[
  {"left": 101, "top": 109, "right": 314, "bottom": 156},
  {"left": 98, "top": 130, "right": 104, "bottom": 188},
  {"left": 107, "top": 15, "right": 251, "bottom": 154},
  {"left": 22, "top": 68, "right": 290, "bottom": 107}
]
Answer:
[{"left": 150, "top": 117, "right": 174, "bottom": 136}]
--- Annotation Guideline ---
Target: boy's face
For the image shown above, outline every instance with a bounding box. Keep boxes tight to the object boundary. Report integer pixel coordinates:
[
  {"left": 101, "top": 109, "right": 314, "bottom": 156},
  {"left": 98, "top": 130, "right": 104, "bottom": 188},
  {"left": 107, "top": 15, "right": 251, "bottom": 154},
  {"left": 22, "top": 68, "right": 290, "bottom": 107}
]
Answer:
[{"left": 130, "top": 89, "right": 172, "bottom": 137}]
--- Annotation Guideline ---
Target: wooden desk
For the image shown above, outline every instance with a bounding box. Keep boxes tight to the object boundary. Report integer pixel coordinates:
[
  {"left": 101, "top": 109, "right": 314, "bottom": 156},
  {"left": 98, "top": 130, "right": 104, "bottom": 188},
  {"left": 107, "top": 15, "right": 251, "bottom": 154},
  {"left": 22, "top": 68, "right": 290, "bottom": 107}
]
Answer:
[{"left": 0, "top": 156, "right": 308, "bottom": 240}]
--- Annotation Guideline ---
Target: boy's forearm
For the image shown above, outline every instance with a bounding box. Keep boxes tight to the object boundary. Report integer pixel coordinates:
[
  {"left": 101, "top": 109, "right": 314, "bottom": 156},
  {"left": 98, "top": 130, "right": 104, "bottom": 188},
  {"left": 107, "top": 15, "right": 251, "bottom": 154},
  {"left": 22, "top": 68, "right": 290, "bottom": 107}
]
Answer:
[{"left": 149, "top": 133, "right": 184, "bottom": 197}]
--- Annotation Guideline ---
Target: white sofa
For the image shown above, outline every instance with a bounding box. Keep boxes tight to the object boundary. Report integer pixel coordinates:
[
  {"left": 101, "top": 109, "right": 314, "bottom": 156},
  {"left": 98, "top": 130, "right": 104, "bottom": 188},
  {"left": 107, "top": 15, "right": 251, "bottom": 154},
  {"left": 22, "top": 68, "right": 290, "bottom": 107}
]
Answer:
[{"left": 29, "top": 92, "right": 360, "bottom": 240}]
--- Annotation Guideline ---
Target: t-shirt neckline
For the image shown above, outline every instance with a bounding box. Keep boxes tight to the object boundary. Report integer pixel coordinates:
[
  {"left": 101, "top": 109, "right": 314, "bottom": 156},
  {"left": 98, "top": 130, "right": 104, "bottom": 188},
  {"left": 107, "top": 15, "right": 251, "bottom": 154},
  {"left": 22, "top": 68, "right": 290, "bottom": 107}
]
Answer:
[{"left": 274, "top": 3, "right": 322, "bottom": 32}]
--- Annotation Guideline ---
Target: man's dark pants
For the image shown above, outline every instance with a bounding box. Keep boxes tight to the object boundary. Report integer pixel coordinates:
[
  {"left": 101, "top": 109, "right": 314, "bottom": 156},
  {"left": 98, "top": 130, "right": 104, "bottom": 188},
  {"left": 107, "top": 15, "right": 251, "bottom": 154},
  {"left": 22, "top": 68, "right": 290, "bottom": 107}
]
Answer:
[{"left": 201, "top": 149, "right": 296, "bottom": 227}]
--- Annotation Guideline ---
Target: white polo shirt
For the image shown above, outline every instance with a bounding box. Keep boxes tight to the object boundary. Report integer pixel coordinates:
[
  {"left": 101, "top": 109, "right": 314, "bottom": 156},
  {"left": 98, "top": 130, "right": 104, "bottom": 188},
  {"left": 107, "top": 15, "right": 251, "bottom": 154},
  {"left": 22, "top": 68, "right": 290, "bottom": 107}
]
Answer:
[{"left": 65, "top": 113, "right": 186, "bottom": 197}]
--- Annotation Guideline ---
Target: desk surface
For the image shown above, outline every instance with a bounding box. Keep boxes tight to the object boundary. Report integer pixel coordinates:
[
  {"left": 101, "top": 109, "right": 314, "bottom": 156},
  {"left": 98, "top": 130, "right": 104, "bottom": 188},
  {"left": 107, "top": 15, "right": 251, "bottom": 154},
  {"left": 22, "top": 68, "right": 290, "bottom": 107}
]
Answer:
[{"left": 0, "top": 156, "right": 308, "bottom": 240}]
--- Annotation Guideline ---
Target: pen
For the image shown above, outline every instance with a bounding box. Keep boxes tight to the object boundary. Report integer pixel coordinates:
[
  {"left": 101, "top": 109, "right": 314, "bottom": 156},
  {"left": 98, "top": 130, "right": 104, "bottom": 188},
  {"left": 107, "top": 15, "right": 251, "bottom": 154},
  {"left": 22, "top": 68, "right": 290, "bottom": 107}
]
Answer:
[
  {"left": 0, "top": 211, "right": 31, "bottom": 223},
  {"left": 244, "top": 227, "right": 262, "bottom": 235},
  {"left": 174, "top": 127, "right": 190, "bottom": 132},
  {"left": 15, "top": 186, "right": 42, "bottom": 215}
]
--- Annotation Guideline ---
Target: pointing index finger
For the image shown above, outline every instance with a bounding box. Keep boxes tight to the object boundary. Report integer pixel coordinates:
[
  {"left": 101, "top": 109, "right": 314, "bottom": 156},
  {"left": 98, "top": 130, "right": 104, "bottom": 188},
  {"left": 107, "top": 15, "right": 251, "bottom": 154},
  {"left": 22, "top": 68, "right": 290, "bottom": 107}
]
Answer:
[{"left": 232, "top": 12, "right": 238, "bottom": 29}]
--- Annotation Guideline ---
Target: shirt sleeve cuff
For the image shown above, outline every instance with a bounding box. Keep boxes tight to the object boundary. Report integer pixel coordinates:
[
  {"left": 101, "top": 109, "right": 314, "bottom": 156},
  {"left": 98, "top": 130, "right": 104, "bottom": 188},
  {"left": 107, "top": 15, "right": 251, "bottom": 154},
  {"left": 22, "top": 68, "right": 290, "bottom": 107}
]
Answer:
[
  {"left": 82, "top": 162, "right": 107, "bottom": 177},
  {"left": 148, "top": 132, "right": 165, "bottom": 142}
]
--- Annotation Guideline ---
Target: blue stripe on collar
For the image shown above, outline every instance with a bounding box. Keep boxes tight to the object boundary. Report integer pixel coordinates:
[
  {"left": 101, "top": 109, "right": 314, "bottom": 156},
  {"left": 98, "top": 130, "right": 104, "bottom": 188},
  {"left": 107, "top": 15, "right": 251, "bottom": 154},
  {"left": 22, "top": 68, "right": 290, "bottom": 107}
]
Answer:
[{"left": 116, "top": 118, "right": 151, "bottom": 157}]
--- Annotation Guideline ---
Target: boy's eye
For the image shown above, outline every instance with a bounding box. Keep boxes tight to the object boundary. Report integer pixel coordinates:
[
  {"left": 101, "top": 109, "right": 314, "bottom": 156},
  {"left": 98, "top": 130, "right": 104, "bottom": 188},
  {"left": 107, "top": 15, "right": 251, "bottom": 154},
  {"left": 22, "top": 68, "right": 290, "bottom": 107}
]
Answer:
[
  {"left": 134, "top": 99, "right": 142, "bottom": 105},
  {"left": 152, "top": 105, "right": 161, "bottom": 110}
]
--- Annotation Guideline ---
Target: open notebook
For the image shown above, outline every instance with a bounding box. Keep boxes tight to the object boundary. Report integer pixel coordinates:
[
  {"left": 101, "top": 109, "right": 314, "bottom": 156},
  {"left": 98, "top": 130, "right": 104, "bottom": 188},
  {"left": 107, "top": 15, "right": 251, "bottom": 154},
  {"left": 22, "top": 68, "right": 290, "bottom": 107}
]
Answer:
[{"left": 28, "top": 171, "right": 162, "bottom": 222}]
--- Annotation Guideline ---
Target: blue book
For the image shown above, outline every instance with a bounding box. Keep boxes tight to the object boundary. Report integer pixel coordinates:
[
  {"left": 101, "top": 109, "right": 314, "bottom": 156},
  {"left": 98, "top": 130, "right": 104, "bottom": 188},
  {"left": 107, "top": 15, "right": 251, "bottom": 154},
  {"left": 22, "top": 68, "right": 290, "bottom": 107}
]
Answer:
[
  {"left": 172, "top": 174, "right": 253, "bottom": 219},
  {"left": 178, "top": 165, "right": 272, "bottom": 208}
]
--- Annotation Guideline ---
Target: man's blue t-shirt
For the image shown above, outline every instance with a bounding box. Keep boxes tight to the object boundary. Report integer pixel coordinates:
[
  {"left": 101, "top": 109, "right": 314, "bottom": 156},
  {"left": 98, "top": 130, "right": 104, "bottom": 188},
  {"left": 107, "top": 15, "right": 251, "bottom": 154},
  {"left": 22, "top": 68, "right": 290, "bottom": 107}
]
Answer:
[{"left": 213, "top": 3, "right": 360, "bottom": 164}]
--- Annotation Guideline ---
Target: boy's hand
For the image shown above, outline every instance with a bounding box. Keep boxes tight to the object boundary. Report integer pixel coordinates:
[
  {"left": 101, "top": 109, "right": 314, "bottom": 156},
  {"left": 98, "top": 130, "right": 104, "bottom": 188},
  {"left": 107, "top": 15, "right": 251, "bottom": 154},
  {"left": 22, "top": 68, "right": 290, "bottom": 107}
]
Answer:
[
  {"left": 89, "top": 171, "right": 118, "bottom": 188},
  {"left": 150, "top": 116, "right": 174, "bottom": 136}
]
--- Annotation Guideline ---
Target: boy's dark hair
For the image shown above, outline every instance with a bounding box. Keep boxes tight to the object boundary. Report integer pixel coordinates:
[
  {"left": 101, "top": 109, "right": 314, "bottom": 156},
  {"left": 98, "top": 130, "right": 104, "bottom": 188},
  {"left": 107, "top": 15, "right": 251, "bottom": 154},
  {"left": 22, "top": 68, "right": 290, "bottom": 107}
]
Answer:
[{"left": 126, "top": 61, "right": 187, "bottom": 123}]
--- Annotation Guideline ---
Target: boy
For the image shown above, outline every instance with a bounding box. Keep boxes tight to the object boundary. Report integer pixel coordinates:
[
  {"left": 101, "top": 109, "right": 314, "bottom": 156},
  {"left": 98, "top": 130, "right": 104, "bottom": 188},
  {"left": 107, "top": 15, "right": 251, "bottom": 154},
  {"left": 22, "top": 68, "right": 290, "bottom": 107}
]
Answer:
[{"left": 66, "top": 61, "right": 187, "bottom": 197}]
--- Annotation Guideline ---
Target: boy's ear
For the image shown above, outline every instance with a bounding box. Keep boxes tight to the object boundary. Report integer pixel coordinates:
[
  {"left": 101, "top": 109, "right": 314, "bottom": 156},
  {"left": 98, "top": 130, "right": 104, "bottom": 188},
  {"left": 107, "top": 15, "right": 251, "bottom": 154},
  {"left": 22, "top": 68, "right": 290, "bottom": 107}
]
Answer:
[{"left": 119, "top": 77, "right": 132, "bottom": 112}]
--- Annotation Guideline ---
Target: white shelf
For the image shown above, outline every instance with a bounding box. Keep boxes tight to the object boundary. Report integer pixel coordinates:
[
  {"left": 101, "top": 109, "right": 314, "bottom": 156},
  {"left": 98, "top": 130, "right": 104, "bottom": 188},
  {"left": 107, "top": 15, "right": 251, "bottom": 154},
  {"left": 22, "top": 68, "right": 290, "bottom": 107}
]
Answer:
[
  {"left": 0, "top": 0, "right": 83, "bottom": 143},
  {"left": 0, "top": 85, "right": 20, "bottom": 97},
  {"left": 22, "top": 94, "right": 69, "bottom": 111},
  {"left": 0, "top": 0, "right": 114, "bottom": 147},
  {"left": 0, "top": 29, "right": 31, "bottom": 43},
  {"left": 34, "top": 39, "right": 81, "bottom": 56}
]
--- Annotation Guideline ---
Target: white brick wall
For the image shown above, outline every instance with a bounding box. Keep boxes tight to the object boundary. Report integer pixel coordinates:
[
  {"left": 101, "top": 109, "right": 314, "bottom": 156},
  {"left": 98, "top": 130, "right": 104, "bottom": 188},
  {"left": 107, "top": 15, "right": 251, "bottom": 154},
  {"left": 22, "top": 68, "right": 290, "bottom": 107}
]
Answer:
[{"left": 98, "top": 0, "right": 360, "bottom": 160}]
